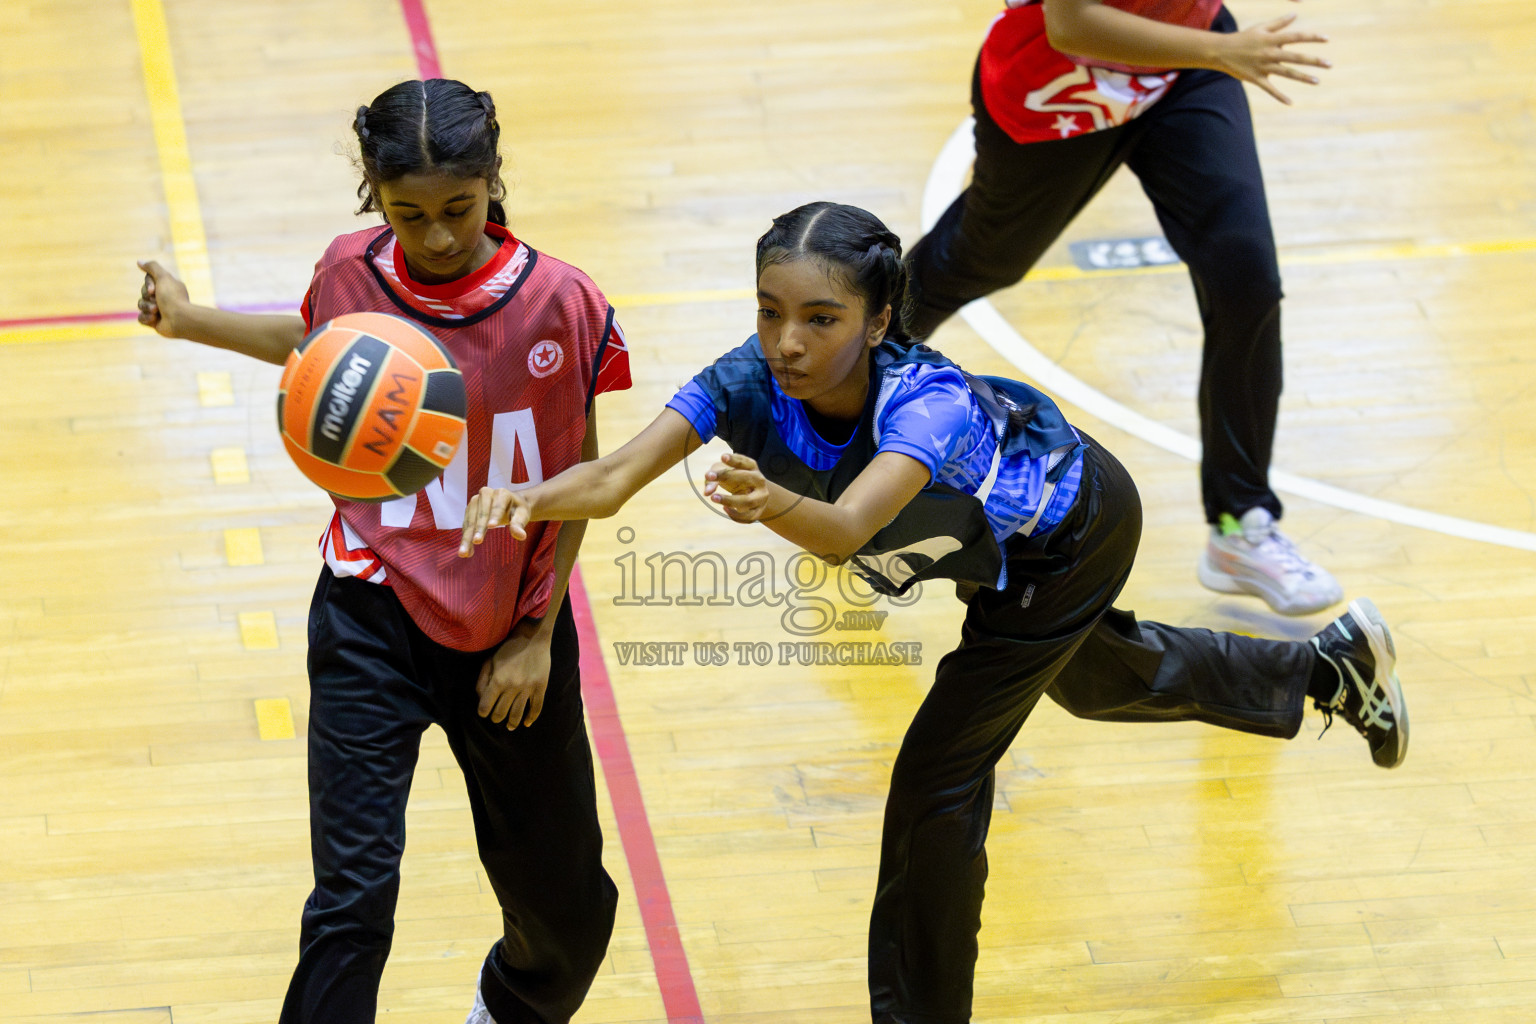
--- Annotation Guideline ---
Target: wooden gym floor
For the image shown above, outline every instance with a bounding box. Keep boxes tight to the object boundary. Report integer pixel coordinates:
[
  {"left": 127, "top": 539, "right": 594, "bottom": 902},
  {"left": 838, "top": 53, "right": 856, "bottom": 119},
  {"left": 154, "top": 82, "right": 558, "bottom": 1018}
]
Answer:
[{"left": 3, "top": 0, "right": 1535, "bottom": 1021}]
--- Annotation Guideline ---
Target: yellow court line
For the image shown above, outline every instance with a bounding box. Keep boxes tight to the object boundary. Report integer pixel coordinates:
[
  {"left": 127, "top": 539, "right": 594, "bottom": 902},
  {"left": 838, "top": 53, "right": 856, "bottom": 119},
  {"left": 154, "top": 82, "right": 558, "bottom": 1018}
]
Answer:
[
  {"left": 129, "top": 0, "right": 216, "bottom": 307},
  {"left": 563, "top": 235, "right": 1536, "bottom": 304},
  {"left": 224, "top": 527, "right": 265, "bottom": 567},
  {"left": 254, "top": 697, "right": 296, "bottom": 741},
  {"left": 607, "top": 287, "right": 757, "bottom": 308},
  {"left": 238, "top": 611, "right": 280, "bottom": 651},
  {"left": 197, "top": 371, "right": 235, "bottom": 407},
  {"left": 4, "top": 235, "right": 1535, "bottom": 348},
  {"left": 1023, "top": 236, "right": 1536, "bottom": 282},
  {"left": 0, "top": 321, "right": 143, "bottom": 347},
  {"left": 1292, "top": 237, "right": 1536, "bottom": 264},
  {"left": 211, "top": 446, "right": 251, "bottom": 485}
]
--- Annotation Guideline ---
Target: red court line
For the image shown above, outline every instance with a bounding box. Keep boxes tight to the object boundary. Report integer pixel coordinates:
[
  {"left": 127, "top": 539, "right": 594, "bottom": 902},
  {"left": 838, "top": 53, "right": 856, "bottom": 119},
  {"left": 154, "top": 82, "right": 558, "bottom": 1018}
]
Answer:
[
  {"left": 1, "top": 303, "right": 301, "bottom": 333},
  {"left": 393, "top": 2, "right": 705, "bottom": 1021},
  {"left": 0, "top": 310, "right": 136, "bottom": 329},
  {"left": 399, "top": 0, "right": 444, "bottom": 80},
  {"left": 569, "top": 570, "right": 706, "bottom": 1024}
]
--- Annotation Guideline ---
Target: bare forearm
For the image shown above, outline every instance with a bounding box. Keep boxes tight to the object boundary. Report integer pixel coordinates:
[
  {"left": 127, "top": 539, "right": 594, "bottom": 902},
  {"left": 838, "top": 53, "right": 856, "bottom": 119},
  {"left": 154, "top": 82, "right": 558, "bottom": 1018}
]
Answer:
[
  {"left": 756, "top": 481, "right": 870, "bottom": 564},
  {"left": 1045, "top": 2, "right": 1225, "bottom": 70},
  {"left": 711, "top": 451, "right": 928, "bottom": 563},
  {"left": 173, "top": 307, "right": 307, "bottom": 365},
  {"left": 525, "top": 409, "right": 700, "bottom": 525},
  {"left": 530, "top": 516, "right": 587, "bottom": 641},
  {"left": 523, "top": 459, "right": 633, "bottom": 524},
  {"left": 464, "top": 410, "right": 700, "bottom": 556},
  {"left": 534, "top": 423, "right": 597, "bottom": 627}
]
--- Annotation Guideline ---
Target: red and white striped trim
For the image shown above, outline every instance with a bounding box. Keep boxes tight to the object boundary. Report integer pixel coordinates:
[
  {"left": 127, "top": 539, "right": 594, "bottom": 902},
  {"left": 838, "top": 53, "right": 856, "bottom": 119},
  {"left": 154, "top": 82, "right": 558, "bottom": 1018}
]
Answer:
[{"left": 319, "top": 510, "right": 388, "bottom": 583}]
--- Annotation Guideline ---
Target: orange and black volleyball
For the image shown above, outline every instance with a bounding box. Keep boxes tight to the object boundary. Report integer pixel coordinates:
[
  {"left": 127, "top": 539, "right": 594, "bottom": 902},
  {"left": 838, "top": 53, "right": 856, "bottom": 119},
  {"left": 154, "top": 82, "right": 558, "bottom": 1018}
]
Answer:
[{"left": 277, "top": 312, "right": 466, "bottom": 502}]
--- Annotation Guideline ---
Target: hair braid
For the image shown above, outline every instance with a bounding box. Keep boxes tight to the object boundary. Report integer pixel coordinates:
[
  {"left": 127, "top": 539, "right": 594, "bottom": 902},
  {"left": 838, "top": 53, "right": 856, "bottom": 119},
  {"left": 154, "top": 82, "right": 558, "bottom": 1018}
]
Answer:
[
  {"left": 352, "top": 78, "right": 509, "bottom": 226},
  {"left": 757, "top": 202, "right": 913, "bottom": 342}
]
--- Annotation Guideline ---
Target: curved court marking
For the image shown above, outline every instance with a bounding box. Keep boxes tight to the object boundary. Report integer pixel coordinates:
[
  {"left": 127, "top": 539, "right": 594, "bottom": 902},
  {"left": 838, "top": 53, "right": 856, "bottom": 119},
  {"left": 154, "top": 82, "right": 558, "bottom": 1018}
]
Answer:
[{"left": 923, "top": 117, "right": 1536, "bottom": 554}]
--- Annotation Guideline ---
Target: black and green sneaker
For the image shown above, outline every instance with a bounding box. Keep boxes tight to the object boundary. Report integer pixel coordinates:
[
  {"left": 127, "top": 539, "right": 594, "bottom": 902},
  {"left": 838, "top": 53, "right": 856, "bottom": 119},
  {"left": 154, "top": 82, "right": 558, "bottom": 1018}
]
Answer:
[{"left": 1310, "top": 597, "right": 1409, "bottom": 769}]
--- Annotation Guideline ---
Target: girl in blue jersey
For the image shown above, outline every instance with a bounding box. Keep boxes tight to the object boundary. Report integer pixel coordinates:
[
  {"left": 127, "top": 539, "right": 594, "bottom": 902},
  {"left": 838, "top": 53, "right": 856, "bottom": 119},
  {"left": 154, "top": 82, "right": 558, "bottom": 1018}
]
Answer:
[{"left": 459, "top": 201, "right": 1408, "bottom": 1024}]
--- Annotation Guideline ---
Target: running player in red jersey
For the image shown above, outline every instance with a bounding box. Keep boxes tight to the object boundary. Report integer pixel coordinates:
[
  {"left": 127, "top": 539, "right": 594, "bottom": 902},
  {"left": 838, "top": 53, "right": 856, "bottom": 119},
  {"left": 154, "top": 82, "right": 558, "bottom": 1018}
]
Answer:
[
  {"left": 136, "top": 79, "right": 630, "bottom": 1024},
  {"left": 907, "top": 0, "right": 1343, "bottom": 615}
]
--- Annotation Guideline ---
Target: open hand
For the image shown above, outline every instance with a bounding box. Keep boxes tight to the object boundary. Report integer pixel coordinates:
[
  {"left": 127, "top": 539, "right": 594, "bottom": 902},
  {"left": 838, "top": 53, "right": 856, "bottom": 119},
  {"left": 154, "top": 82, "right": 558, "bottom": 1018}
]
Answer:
[
  {"left": 476, "top": 620, "right": 549, "bottom": 729},
  {"left": 460, "top": 486, "right": 532, "bottom": 557},
  {"left": 1216, "top": 11, "right": 1329, "bottom": 105},
  {"left": 704, "top": 452, "right": 770, "bottom": 523}
]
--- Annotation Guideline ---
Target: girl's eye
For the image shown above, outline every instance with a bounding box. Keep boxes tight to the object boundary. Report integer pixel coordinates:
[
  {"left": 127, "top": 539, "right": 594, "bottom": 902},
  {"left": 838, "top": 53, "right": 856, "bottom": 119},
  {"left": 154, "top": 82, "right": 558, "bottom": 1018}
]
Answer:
[
  {"left": 810, "top": 314, "right": 836, "bottom": 326},
  {"left": 446, "top": 207, "right": 471, "bottom": 218},
  {"left": 757, "top": 307, "right": 779, "bottom": 319},
  {"left": 398, "top": 214, "right": 424, "bottom": 223}
]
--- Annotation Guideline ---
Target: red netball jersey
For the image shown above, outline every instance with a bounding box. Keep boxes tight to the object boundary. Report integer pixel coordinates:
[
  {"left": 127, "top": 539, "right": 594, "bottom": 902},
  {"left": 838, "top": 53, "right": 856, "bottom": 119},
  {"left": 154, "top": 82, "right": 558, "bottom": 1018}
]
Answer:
[
  {"left": 301, "top": 223, "right": 632, "bottom": 651},
  {"left": 981, "top": 0, "right": 1222, "bottom": 144}
]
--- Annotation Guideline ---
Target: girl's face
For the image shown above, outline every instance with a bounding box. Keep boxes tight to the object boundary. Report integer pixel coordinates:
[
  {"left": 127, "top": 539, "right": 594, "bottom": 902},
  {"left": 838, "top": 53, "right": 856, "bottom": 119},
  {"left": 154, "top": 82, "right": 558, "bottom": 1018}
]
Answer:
[
  {"left": 756, "top": 258, "right": 890, "bottom": 415},
  {"left": 375, "top": 172, "right": 496, "bottom": 284}
]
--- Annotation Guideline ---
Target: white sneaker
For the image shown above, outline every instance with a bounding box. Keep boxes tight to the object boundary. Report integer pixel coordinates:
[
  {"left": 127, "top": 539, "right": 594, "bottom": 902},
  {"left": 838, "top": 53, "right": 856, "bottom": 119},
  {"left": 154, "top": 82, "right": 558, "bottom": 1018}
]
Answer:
[
  {"left": 464, "top": 974, "right": 497, "bottom": 1024},
  {"left": 1197, "top": 508, "right": 1343, "bottom": 615}
]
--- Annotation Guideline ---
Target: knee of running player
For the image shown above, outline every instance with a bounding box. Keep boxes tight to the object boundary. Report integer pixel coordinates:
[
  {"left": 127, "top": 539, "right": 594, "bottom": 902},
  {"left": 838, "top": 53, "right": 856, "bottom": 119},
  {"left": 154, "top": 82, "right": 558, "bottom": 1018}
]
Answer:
[{"left": 1190, "top": 227, "right": 1282, "bottom": 311}]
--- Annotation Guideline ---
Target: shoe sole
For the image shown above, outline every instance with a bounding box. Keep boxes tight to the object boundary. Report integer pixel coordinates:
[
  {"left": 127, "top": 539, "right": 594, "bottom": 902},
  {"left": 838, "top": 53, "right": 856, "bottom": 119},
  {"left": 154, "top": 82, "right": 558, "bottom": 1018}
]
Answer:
[
  {"left": 1197, "top": 551, "right": 1340, "bottom": 617},
  {"left": 1347, "top": 597, "right": 1409, "bottom": 769}
]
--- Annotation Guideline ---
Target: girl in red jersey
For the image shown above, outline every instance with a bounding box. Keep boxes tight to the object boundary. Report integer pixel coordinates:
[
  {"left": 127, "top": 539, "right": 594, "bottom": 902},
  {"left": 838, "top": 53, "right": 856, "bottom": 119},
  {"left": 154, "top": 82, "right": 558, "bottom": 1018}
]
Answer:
[
  {"left": 136, "top": 79, "right": 630, "bottom": 1024},
  {"left": 907, "top": 0, "right": 1344, "bottom": 618}
]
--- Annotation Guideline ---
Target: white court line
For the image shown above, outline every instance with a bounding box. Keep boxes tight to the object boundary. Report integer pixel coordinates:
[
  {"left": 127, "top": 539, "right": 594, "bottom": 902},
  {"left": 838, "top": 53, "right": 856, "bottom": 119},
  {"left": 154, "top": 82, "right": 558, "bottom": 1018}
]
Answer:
[{"left": 923, "top": 117, "right": 1536, "bottom": 554}]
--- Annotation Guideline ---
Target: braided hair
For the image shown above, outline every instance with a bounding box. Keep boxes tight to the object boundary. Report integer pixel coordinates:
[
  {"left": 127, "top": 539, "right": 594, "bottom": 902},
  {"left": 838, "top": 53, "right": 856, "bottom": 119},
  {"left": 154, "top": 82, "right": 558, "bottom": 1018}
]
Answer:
[
  {"left": 353, "top": 79, "right": 508, "bottom": 226},
  {"left": 755, "top": 202, "right": 913, "bottom": 343}
]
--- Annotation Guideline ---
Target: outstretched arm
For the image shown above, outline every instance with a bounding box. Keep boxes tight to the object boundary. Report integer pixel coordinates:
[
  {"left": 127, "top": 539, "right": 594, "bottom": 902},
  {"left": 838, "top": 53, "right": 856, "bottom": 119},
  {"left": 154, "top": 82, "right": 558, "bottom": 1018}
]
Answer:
[
  {"left": 459, "top": 406, "right": 703, "bottom": 556},
  {"left": 137, "top": 260, "right": 306, "bottom": 365},
  {"left": 1042, "top": 0, "right": 1329, "bottom": 105},
  {"left": 704, "top": 450, "right": 931, "bottom": 564}
]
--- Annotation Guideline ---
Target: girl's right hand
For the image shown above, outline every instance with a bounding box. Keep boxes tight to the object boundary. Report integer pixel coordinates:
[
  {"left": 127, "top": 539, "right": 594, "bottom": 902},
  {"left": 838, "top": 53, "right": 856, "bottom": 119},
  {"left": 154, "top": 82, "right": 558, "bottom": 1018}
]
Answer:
[
  {"left": 136, "top": 260, "right": 190, "bottom": 338},
  {"left": 704, "top": 452, "right": 770, "bottom": 523},
  {"left": 1212, "top": 13, "right": 1329, "bottom": 105},
  {"left": 460, "top": 486, "right": 534, "bottom": 556}
]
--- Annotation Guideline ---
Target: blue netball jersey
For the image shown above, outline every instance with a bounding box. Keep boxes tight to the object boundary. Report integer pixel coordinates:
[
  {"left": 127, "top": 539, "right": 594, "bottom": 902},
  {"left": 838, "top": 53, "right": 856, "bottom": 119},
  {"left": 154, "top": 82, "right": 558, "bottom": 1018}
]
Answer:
[{"left": 666, "top": 337, "right": 1086, "bottom": 594}]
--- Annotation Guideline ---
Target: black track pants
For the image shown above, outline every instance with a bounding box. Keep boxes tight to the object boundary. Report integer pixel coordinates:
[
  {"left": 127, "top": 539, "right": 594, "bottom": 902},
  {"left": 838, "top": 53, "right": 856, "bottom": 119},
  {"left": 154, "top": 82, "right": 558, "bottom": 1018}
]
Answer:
[
  {"left": 279, "top": 569, "right": 618, "bottom": 1024},
  {"left": 906, "top": 8, "right": 1285, "bottom": 524},
  {"left": 868, "top": 438, "right": 1310, "bottom": 1023}
]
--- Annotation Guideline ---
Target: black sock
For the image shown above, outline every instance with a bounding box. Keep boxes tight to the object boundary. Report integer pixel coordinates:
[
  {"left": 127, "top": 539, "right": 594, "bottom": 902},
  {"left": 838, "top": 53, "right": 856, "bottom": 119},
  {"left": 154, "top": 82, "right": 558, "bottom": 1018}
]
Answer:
[{"left": 1306, "top": 645, "right": 1341, "bottom": 703}]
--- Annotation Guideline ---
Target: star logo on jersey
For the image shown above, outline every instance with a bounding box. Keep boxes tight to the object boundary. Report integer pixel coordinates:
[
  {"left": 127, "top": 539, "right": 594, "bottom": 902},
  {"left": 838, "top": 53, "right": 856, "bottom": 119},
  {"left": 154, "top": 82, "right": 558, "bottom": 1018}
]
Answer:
[
  {"left": 1051, "top": 114, "right": 1080, "bottom": 138},
  {"left": 1025, "top": 66, "right": 1177, "bottom": 133},
  {"left": 528, "top": 339, "right": 565, "bottom": 379}
]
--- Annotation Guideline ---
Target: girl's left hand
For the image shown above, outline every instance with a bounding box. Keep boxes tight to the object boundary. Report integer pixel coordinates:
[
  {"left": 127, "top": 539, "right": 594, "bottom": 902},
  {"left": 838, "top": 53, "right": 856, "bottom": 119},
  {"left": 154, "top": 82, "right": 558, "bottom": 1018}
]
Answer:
[
  {"left": 1212, "top": 12, "right": 1329, "bottom": 106},
  {"left": 704, "top": 452, "right": 770, "bottom": 523},
  {"left": 476, "top": 618, "right": 550, "bottom": 729}
]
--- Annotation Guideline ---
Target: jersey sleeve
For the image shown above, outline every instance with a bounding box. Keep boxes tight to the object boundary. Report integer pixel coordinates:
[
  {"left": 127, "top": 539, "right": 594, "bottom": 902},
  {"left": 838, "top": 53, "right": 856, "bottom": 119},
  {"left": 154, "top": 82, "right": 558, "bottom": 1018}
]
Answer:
[
  {"left": 591, "top": 308, "right": 632, "bottom": 397},
  {"left": 874, "top": 364, "right": 973, "bottom": 485},
  {"left": 662, "top": 338, "right": 762, "bottom": 445},
  {"left": 301, "top": 232, "right": 359, "bottom": 331},
  {"left": 664, "top": 379, "right": 718, "bottom": 444}
]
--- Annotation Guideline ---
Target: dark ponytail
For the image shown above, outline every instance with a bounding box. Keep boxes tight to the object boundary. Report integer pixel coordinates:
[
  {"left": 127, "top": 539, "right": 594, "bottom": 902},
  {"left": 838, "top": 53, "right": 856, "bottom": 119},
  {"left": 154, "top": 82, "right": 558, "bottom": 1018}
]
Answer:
[
  {"left": 755, "top": 202, "right": 913, "bottom": 343},
  {"left": 353, "top": 79, "right": 508, "bottom": 226}
]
